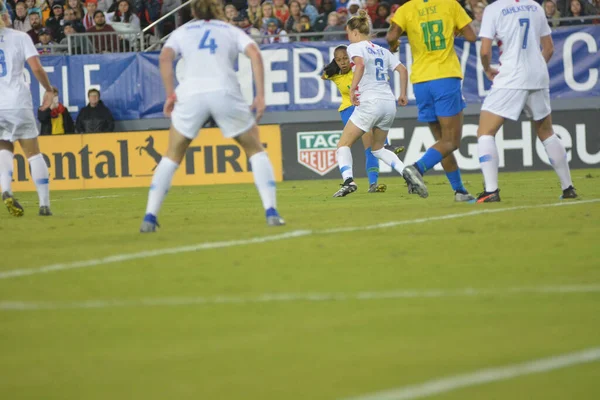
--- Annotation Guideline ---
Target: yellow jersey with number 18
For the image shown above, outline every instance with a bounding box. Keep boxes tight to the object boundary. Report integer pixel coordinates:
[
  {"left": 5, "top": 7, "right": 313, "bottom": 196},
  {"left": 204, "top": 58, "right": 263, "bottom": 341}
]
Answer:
[{"left": 391, "top": 0, "right": 472, "bottom": 84}]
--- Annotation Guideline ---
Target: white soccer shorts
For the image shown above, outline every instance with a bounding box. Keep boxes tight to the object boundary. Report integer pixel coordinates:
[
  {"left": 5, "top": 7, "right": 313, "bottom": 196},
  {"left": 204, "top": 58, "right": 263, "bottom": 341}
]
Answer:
[
  {"left": 349, "top": 99, "right": 397, "bottom": 132},
  {"left": 482, "top": 87, "right": 551, "bottom": 121},
  {"left": 0, "top": 109, "right": 39, "bottom": 142},
  {"left": 171, "top": 89, "right": 256, "bottom": 140}
]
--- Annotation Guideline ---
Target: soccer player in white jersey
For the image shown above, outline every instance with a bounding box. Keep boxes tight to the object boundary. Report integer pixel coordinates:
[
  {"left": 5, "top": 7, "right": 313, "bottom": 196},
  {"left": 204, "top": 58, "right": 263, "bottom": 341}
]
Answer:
[
  {"left": 333, "top": 10, "right": 426, "bottom": 198},
  {"left": 475, "top": 0, "right": 577, "bottom": 202},
  {"left": 0, "top": 1, "right": 54, "bottom": 217},
  {"left": 140, "top": 0, "right": 284, "bottom": 232}
]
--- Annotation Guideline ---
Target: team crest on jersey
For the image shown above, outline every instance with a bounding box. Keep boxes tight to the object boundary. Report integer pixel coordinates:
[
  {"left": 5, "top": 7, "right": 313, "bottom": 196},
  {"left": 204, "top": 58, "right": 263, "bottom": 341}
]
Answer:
[{"left": 297, "top": 131, "right": 341, "bottom": 176}]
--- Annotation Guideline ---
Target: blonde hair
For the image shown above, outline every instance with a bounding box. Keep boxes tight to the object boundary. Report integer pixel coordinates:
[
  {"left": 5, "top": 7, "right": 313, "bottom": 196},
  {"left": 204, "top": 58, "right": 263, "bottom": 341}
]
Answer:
[
  {"left": 191, "top": 0, "right": 225, "bottom": 21},
  {"left": 346, "top": 9, "right": 370, "bottom": 36},
  {"left": 0, "top": 0, "right": 7, "bottom": 29}
]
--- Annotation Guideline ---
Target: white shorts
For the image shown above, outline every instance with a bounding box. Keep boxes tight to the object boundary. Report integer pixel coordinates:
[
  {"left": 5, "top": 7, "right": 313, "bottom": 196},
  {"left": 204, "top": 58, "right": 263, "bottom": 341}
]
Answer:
[
  {"left": 482, "top": 87, "right": 551, "bottom": 121},
  {"left": 349, "top": 99, "right": 397, "bottom": 132},
  {"left": 0, "top": 109, "right": 39, "bottom": 142},
  {"left": 171, "top": 89, "right": 255, "bottom": 140}
]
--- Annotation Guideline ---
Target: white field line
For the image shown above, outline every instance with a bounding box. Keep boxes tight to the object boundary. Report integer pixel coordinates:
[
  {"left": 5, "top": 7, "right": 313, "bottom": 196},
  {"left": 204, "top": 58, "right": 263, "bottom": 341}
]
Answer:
[
  {"left": 342, "top": 347, "right": 600, "bottom": 400},
  {"left": 1, "top": 284, "right": 600, "bottom": 311},
  {"left": 0, "top": 198, "right": 598, "bottom": 281},
  {"left": 20, "top": 194, "right": 126, "bottom": 204}
]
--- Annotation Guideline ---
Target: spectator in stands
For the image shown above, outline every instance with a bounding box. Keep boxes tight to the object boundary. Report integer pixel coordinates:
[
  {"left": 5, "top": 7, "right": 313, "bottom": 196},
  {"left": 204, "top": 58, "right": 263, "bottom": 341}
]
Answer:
[
  {"left": 36, "top": 27, "right": 55, "bottom": 53},
  {"left": 66, "top": 0, "right": 84, "bottom": 18},
  {"left": 225, "top": 3, "right": 238, "bottom": 23},
  {"left": 62, "top": 6, "right": 85, "bottom": 31},
  {"left": 135, "top": 0, "right": 161, "bottom": 34},
  {"left": 323, "top": 11, "right": 345, "bottom": 39},
  {"left": 346, "top": 0, "right": 361, "bottom": 18},
  {"left": 45, "top": 2, "right": 65, "bottom": 41},
  {"left": 285, "top": 0, "right": 302, "bottom": 32},
  {"left": 159, "top": 0, "right": 181, "bottom": 36},
  {"left": 365, "top": 0, "right": 378, "bottom": 20},
  {"left": 13, "top": 1, "right": 32, "bottom": 31},
  {"left": 471, "top": 2, "right": 484, "bottom": 33},
  {"left": 233, "top": 11, "right": 260, "bottom": 38},
  {"left": 26, "top": 8, "right": 43, "bottom": 43},
  {"left": 261, "top": 17, "right": 289, "bottom": 43},
  {"left": 313, "top": 0, "right": 336, "bottom": 32},
  {"left": 261, "top": 1, "right": 277, "bottom": 28},
  {"left": 60, "top": 20, "right": 92, "bottom": 53},
  {"left": 25, "top": 0, "right": 35, "bottom": 10},
  {"left": 372, "top": 2, "right": 389, "bottom": 35},
  {"left": 291, "top": 13, "right": 313, "bottom": 40},
  {"left": 106, "top": 0, "right": 140, "bottom": 51},
  {"left": 273, "top": 0, "right": 289, "bottom": 25},
  {"left": 336, "top": 0, "right": 351, "bottom": 10},
  {"left": 88, "top": 9, "right": 118, "bottom": 52},
  {"left": 38, "top": 87, "right": 75, "bottom": 135},
  {"left": 76, "top": 89, "right": 115, "bottom": 133},
  {"left": 82, "top": 0, "right": 98, "bottom": 29},
  {"left": 246, "top": 0, "right": 262, "bottom": 29},
  {"left": 556, "top": 0, "right": 596, "bottom": 15},
  {"left": 298, "top": 0, "right": 318, "bottom": 24},
  {"left": 544, "top": 0, "right": 561, "bottom": 27}
]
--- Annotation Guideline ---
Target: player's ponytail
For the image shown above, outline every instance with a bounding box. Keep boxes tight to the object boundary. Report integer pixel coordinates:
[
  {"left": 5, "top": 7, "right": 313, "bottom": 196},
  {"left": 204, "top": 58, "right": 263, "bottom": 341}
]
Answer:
[
  {"left": 191, "top": 0, "right": 226, "bottom": 22},
  {"left": 346, "top": 9, "right": 371, "bottom": 36},
  {"left": 322, "top": 45, "right": 347, "bottom": 77}
]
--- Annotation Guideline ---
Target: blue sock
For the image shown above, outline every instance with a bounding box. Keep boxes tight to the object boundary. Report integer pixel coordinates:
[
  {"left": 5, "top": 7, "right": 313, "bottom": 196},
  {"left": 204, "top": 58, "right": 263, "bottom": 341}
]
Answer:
[
  {"left": 446, "top": 169, "right": 467, "bottom": 193},
  {"left": 415, "top": 148, "right": 443, "bottom": 175},
  {"left": 365, "top": 147, "right": 379, "bottom": 185}
]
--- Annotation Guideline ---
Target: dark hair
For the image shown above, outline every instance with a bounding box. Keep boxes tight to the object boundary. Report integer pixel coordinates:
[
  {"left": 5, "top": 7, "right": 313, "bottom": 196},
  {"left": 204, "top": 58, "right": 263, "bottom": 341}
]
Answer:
[
  {"left": 322, "top": 45, "right": 347, "bottom": 77},
  {"left": 347, "top": 9, "right": 370, "bottom": 35},
  {"left": 191, "top": 0, "right": 225, "bottom": 21},
  {"left": 93, "top": 10, "right": 104, "bottom": 18},
  {"left": 112, "top": 0, "right": 132, "bottom": 23},
  {"left": 88, "top": 88, "right": 100, "bottom": 97}
]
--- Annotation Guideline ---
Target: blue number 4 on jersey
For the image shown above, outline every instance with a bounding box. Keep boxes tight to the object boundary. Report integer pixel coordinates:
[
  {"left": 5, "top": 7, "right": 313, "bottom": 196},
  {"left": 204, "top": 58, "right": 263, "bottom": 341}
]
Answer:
[{"left": 199, "top": 30, "right": 218, "bottom": 54}]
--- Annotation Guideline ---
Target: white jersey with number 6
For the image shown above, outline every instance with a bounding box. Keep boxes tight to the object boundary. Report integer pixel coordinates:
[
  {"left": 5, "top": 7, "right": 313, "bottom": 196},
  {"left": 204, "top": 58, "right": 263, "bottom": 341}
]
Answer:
[
  {"left": 164, "top": 20, "right": 257, "bottom": 139},
  {"left": 479, "top": 0, "right": 551, "bottom": 90}
]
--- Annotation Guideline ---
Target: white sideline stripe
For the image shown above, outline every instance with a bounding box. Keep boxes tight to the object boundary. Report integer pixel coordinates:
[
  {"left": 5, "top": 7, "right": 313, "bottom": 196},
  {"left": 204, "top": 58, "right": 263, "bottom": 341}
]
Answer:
[
  {"left": 1, "top": 285, "right": 599, "bottom": 311},
  {"left": 21, "top": 194, "right": 125, "bottom": 204},
  {"left": 1, "top": 198, "right": 598, "bottom": 280},
  {"left": 341, "top": 347, "right": 600, "bottom": 400}
]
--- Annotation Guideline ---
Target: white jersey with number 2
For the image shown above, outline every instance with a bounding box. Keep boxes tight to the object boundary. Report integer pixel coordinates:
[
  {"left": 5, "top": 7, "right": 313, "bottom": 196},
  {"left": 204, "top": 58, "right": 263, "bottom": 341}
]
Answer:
[{"left": 479, "top": 0, "right": 551, "bottom": 90}]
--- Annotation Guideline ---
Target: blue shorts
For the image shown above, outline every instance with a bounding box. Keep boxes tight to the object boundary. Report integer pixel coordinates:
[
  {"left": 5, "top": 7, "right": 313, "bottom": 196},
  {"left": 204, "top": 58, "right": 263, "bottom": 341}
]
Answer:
[
  {"left": 340, "top": 106, "right": 355, "bottom": 126},
  {"left": 413, "top": 78, "right": 466, "bottom": 123}
]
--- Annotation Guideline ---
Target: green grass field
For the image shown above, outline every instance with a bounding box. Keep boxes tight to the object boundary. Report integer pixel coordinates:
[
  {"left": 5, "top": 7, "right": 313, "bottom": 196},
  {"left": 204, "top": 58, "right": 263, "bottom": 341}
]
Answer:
[{"left": 1, "top": 169, "right": 600, "bottom": 400}]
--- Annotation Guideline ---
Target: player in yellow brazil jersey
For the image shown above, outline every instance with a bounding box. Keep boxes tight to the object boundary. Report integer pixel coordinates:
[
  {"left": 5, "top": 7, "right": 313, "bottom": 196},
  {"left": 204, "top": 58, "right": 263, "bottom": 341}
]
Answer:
[
  {"left": 322, "top": 45, "right": 405, "bottom": 193},
  {"left": 386, "top": 0, "right": 478, "bottom": 201}
]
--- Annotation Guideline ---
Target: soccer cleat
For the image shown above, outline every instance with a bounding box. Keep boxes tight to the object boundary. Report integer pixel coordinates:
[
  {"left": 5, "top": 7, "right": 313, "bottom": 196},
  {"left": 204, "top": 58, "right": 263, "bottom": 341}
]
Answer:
[
  {"left": 333, "top": 179, "right": 358, "bottom": 198},
  {"left": 2, "top": 192, "right": 24, "bottom": 217},
  {"left": 475, "top": 189, "right": 501, "bottom": 203},
  {"left": 385, "top": 144, "right": 405, "bottom": 156},
  {"left": 402, "top": 165, "right": 428, "bottom": 198},
  {"left": 140, "top": 213, "right": 160, "bottom": 233},
  {"left": 454, "top": 190, "right": 476, "bottom": 202},
  {"left": 406, "top": 182, "right": 416, "bottom": 195},
  {"left": 38, "top": 206, "right": 52, "bottom": 216},
  {"left": 560, "top": 186, "right": 578, "bottom": 199},
  {"left": 368, "top": 183, "right": 387, "bottom": 193},
  {"left": 266, "top": 208, "right": 285, "bottom": 226}
]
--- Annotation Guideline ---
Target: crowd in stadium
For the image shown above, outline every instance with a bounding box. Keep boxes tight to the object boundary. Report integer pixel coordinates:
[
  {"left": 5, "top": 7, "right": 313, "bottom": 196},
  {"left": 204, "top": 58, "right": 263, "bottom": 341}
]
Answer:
[{"left": 2, "top": 0, "right": 599, "bottom": 53}]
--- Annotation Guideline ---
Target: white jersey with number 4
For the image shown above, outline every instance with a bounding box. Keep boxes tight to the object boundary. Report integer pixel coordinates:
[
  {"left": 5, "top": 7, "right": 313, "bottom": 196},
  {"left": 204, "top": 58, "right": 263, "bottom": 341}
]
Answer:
[
  {"left": 347, "top": 40, "right": 401, "bottom": 103},
  {"left": 479, "top": 0, "right": 551, "bottom": 90},
  {"left": 0, "top": 28, "right": 39, "bottom": 110},
  {"left": 165, "top": 19, "right": 254, "bottom": 94}
]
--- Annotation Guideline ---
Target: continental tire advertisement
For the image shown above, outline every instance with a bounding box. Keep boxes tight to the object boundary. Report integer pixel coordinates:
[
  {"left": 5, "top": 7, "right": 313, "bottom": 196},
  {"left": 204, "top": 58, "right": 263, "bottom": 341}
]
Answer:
[
  {"left": 12, "top": 126, "right": 283, "bottom": 191},
  {"left": 281, "top": 110, "right": 600, "bottom": 180}
]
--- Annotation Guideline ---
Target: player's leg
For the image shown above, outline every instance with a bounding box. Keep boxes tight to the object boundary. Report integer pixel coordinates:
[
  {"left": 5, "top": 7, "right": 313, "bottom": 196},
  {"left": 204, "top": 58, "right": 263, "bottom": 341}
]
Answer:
[
  {"left": 333, "top": 119, "right": 364, "bottom": 197},
  {"left": 361, "top": 132, "right": 386, "bottom": 192},
  {"left": 529, "top": 90, "right": 576, "bottom": 199},
  {"left": 428, "top": 121, "right": 474, "bottom": 201},
  {"left": 0, "top": 139, "right": 23, "bottom": 217},
  {"left": 234, "top": 125, "right": 284, "bottom": 226}
]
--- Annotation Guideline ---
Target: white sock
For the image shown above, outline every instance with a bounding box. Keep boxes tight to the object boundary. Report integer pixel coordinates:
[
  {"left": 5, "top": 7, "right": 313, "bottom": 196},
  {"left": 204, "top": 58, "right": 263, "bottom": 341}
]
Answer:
[
  {"left": 337, "top": 146, "right": 354, "bottom": 181},
  {"left": 543, "top": 134, "right": 573, "bottom": 190},
  {"left": 249, "top": 151, "right": 277, "bottom": 211},
  {"left": 145, "top": 157, "right": 179, "bottom": 216},
  {"left": 0, "top": 149, "right": 13, "bottom": 194},
  {"left": 371, "top": 148, "right": 406, "bottom": 175},
  {"left": 477, "top": 135, "right": 499, "bottom": 192},
  {"left": 28, "top": 154, "right": 50, "bottom": 207}
]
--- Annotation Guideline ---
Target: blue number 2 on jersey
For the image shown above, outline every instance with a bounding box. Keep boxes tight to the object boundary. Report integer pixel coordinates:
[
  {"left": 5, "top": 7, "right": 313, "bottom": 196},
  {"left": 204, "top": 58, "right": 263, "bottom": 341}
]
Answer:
[
  {"left": 375, "top": 57, "right": 385, "bottom": 81},
  {"left": 198, "top": 30, "right": 217, "bottom": 54},
  {"left": 0, "top": 50, "right": 7, "bottom": 78},
  {"left": 519, "top": 18, "right": 530, "bottom": 49}
]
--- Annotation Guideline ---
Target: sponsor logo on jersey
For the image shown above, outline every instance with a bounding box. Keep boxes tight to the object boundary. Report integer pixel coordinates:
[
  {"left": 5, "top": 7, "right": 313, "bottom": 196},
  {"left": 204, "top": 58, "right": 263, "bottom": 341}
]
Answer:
[{"left": 296, "top": 131, "right": 341, "bottom": 176}]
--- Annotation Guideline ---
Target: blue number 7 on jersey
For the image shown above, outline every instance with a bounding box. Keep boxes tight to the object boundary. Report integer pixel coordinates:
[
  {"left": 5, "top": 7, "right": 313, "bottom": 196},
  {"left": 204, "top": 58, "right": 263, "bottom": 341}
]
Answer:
[{"left": 199, "top": 30, "right": 218, "bottom": 54}]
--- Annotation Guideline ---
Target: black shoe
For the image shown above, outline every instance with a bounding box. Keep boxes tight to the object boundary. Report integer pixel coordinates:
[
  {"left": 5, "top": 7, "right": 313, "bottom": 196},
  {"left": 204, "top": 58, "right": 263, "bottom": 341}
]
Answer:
[
  {"left": 475, "top": 189, "right": 501, "bottom": 203},
  {"left": 333, "top": 178, "right": 358, "bottom": 198},
  {"left": 39, "top": 206, "right": 53, "bottom": 216},
  {"left": 384, "top": 144, "right": 405, "bottom": 156},
  {"left": 402, "top": 165, "right": 428, "bottom": 198},
  {"left": 560, "top": 186, "right": 578, "bottom": 199}
]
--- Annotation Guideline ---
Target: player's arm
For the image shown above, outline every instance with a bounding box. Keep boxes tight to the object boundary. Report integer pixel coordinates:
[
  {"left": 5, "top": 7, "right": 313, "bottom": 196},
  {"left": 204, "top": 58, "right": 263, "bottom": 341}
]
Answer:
[
  {"left": 454, "top": 2, "right": 477, "bottom": 43},
  {"left": 349, "top": 55, "right": 364, "bottom": 106},
  {"left": 394, "top": 63, "right": 409, "bottom": 106},
  {"left": 458, "top": 23, "right": 477, "bottom": 43},
  {"left": 479, "top": 38, "right": 498, "bottom": 81},
  {"left": 540, "top": 35, "right": 554, "bottom": 63},
  {"left": 386, "top": 23, "right": 403, "bottom": 54},
  {"left": 159, "top": 46, "right": 177, "bottom": 117},
  {"left": 245, "top": 43, "right": 266, "bottom": 122},
  {"left": 24, "top": 33, "right": 54, "bottom": 109}
]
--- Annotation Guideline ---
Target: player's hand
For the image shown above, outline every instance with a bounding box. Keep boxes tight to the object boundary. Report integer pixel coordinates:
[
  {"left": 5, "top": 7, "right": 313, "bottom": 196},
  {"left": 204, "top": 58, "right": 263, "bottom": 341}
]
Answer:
[
  {"left": 389, "top": 40, "right": 400, "bottom": 53},
  {"left": 350, "top": 86, "right": 360, "bottom": 106},
  {"left": 397, "top": 95, "right": 408, "bottom": 107},
  {"left": 252, "top": 95, "right": 266, "bottom": 122},
  {"left": 41, "top": 90, "right": 54, "bottom": 110},
  {"left": 163, "top": 94, "right": 176, "bottom": 117},
  {"left": 484, "top": 67, "right": 499, "bottom": 82}
]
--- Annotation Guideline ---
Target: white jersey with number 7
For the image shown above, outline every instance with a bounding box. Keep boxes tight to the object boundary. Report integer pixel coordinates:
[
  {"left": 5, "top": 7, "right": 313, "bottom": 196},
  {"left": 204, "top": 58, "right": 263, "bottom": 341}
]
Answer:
[{"left": 479, "top": 0, "right": 551, "bottom": 90}]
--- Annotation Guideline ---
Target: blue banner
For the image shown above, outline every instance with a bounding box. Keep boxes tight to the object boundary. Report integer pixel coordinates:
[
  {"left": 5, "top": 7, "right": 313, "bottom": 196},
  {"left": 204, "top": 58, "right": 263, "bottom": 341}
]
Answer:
[{"left": 29, "top": 25, "right": 600, "bottom": 121}]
